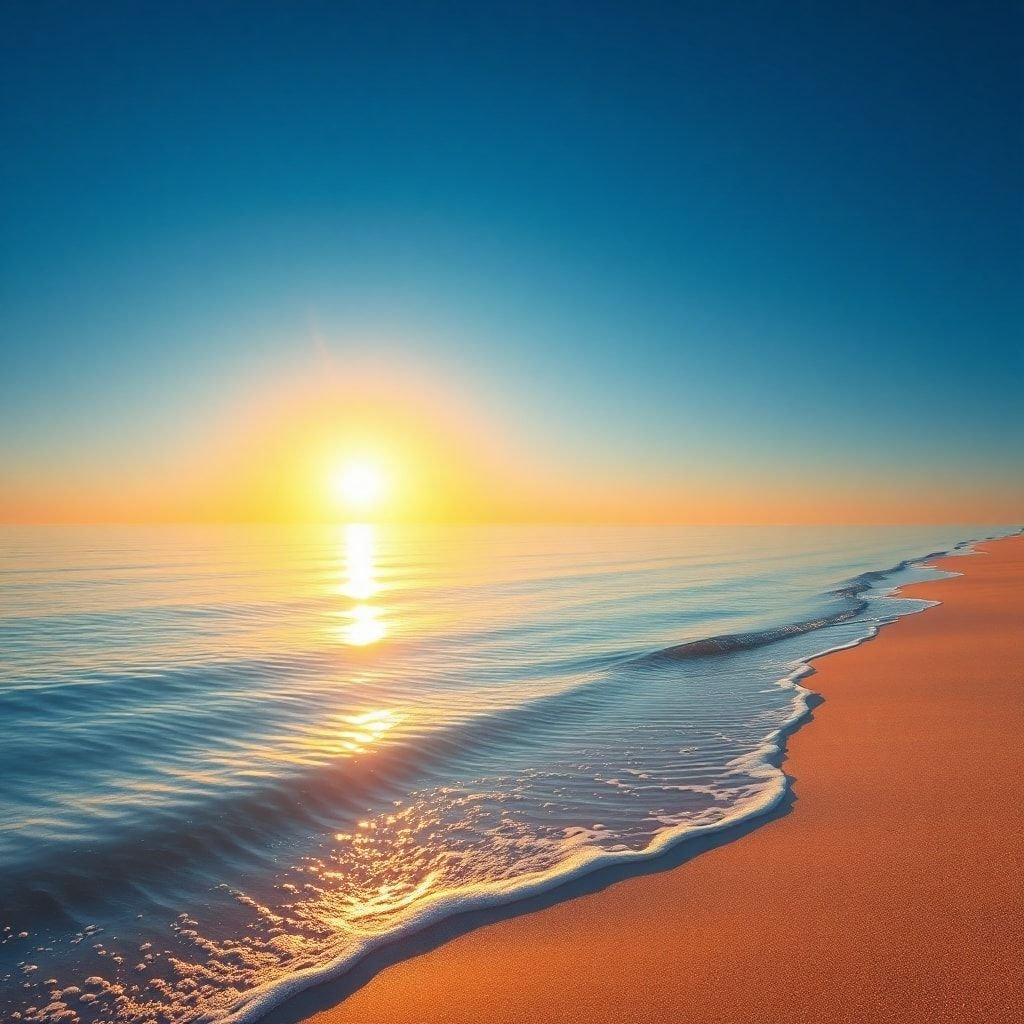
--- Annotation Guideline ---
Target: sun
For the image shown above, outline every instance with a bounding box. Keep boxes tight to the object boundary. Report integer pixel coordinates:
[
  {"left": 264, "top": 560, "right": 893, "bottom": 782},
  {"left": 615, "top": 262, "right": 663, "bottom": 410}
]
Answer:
[{"left": 332, "top": 460, "right": 386, "bottom": 512}]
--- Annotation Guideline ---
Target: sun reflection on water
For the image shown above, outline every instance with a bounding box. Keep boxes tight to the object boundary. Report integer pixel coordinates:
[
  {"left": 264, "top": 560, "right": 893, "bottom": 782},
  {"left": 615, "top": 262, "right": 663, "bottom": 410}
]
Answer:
[
  {"left": 341, "top": 523, "right": 378, "bottom": 601},
  {"left": 345, "top": 603, "right": 385, "bottom": 646},
  {"left": 331, "top": 707, "right": 403, "bottom": 755},
  {"left": 338, "top": 523, "right": 387, "bottom": 646}
]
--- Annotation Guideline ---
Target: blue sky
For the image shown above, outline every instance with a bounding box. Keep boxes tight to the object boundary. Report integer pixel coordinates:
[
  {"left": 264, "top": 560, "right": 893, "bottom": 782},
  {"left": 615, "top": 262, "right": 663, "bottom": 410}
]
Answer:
[{"left": 1, "top": 1, "right": 1021, "bottom": 520}]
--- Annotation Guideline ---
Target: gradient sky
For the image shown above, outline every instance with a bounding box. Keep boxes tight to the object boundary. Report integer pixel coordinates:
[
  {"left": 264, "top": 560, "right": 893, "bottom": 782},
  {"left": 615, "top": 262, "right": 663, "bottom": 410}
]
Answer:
[{"left": 2, "top": 1, "right": 1022, "bottom": 523}]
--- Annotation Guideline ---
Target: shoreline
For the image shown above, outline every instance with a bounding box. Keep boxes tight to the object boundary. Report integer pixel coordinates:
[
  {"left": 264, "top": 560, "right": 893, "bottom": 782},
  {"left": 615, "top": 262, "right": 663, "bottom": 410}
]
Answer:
[{"left": 269, "top": 533, "right": 1024, "bottom": 1024}]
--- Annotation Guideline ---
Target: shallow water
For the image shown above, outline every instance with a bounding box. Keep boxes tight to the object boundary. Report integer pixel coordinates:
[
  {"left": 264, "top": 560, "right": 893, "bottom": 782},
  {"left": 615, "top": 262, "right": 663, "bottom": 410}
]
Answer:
[{"left": 0, "top": 524, "right": 1013, "bottom": 1023}]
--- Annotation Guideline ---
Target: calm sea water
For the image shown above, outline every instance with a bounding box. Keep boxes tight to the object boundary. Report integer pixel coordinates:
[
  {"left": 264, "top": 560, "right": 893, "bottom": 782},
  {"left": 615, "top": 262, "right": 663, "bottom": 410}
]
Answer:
[{"left": 0, "top": 524, "right": 1012, "bottom": 1023}]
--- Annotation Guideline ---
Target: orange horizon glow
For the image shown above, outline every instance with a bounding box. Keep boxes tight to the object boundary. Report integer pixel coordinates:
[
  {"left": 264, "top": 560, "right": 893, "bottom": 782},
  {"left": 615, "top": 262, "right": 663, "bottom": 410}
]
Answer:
[{"left": 2, "top": 363, "right": 1021, "bottom": 528}]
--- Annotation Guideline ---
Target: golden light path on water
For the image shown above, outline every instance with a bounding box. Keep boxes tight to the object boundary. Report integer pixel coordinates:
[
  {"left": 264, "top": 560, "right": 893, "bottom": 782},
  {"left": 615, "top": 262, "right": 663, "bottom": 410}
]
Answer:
[{"left": 338, "top": 523, "right": 386, "bottom": 646}]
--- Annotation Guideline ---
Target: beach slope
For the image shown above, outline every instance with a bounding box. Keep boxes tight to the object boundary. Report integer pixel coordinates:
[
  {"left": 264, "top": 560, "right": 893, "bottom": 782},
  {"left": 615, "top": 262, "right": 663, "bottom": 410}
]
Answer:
[{"left": 290, "top": 535, "right": 1024, "bottom": 1024}]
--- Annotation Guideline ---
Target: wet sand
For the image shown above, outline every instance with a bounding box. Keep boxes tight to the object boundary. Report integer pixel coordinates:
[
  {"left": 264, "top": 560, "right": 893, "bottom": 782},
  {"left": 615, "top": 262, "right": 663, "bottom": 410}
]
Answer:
[{"left": 286, "top": 534, "right": 1024, "bottom": 1024}]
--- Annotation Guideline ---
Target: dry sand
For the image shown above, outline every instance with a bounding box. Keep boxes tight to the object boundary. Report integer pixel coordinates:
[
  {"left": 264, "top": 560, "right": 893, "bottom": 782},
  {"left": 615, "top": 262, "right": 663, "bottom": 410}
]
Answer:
[{"left": 284, "top": 534, "right": 1023, "bottom": 1023}]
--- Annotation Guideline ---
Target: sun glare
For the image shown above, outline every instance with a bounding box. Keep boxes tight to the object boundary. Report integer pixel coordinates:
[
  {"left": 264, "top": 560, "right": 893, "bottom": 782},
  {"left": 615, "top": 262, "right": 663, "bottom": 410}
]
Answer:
[{"left": 333, "top": 460, "right": 385, "bottom": 513}]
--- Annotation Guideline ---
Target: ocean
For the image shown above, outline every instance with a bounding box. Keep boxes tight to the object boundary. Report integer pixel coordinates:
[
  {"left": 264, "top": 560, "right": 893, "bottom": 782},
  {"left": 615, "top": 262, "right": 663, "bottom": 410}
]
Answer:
[{"left": 0, "top": 523, "right": 1013, "bottom": 1023}]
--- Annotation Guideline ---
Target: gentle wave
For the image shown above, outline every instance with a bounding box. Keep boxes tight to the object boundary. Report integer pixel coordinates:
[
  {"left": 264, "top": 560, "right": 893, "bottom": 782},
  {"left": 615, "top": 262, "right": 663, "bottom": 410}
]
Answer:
[
  {"left": 0, "top": 550, "right": 952, "bottom": 917},
  {"left": 631, "top": 548, "right": 957, "bottom": 666},
  {"left": 218, "top": 597, "right": 940, "bottom": 1021}
]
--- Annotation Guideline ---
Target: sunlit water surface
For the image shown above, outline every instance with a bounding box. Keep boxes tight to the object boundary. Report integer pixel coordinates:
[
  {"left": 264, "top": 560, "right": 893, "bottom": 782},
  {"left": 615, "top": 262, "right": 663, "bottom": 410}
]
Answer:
[{"left": 0, "top": 524, "right": 1012, "bottom": 1023}]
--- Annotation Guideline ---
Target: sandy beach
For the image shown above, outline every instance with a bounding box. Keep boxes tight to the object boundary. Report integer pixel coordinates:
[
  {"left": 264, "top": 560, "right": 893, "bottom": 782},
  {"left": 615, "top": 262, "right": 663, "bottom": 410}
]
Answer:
[{"left": 280, "top": 534, "right": 1024, "bottom": 1024}]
